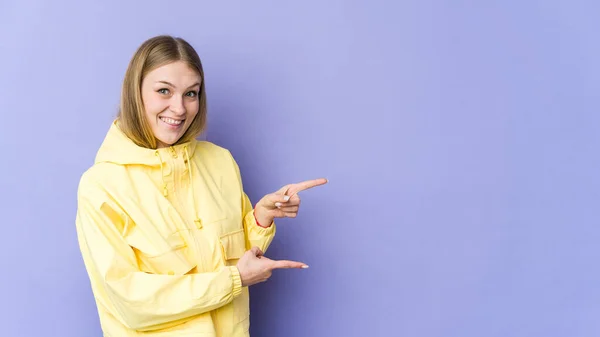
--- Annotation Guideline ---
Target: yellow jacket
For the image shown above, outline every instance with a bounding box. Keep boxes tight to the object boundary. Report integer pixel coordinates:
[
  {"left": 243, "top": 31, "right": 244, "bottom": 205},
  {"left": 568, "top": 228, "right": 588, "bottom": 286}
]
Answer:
[{"left": 75, "top": 121, "right": 276, "bottom": 336}]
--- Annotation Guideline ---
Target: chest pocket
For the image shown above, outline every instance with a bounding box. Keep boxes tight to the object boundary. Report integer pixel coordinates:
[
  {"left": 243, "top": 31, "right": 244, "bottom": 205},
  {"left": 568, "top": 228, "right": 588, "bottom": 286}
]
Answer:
[
  {"left": 218, "top": 228, "right": 246, "bottom": 265},
  {"left": 126, "top": 226, "right": 196, "bottom": 276}
]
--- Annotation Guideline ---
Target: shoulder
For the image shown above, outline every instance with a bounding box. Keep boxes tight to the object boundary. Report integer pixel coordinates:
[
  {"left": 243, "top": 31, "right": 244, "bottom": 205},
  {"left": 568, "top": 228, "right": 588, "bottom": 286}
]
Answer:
[
  {"left": 77, "top": 163, "right": 127, "bottom": 203},
  {"left": 192, "top": 140, "right": 243, "bottom": 180},
  {"left": 194, "top": 140, "right": 233, "bottom": 158},
  {"left": 76, "top": 164, "right": 127, "bottom": 230},
  {"left": 193, "top": 140, "right": 237, "bottom": 166}
]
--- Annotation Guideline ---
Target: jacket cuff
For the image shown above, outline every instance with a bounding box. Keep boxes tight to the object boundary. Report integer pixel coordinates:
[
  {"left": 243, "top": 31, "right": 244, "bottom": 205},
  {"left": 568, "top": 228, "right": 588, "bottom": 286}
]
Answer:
[
  {"left": 230, "top": 266, "right": 243, "bottom": 297},
  {"left": 246, "top": 209, "right": 276, "bottom": 234}
]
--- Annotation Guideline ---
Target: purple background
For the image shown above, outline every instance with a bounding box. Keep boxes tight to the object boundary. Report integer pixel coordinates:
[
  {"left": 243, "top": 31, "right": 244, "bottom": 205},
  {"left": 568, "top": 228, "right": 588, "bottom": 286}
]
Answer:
[{"left": 1, "top": 1, "right": 599, "bottom": 336}]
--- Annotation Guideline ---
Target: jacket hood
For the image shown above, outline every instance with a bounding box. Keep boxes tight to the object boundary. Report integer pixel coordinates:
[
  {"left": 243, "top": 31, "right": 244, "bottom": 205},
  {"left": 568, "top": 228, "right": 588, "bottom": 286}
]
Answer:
[{"left": 95, "top": 120, "right": 197, "bottom": 166}]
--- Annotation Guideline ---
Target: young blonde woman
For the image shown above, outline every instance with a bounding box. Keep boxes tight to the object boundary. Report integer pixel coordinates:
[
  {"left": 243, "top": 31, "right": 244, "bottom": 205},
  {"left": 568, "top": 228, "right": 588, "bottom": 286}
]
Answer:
[{"left": 75, "top": 35, "right": 327, "bottom": 337}]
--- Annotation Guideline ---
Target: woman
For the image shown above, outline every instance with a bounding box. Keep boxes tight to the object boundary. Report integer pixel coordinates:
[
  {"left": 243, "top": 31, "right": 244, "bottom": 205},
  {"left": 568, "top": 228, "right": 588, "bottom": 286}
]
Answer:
[{"left": 75, "top": 35, "right": 327, "bottom": 337}]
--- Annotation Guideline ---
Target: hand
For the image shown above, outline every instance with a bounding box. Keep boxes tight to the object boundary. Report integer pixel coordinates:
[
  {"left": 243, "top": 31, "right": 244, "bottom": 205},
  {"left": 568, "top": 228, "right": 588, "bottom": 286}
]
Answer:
[
  {"left": 236, "top": 247, "right": 308, "bottom": 287},
  {"left": 254, "top": 178, "right": 328, "bottom": 227}
]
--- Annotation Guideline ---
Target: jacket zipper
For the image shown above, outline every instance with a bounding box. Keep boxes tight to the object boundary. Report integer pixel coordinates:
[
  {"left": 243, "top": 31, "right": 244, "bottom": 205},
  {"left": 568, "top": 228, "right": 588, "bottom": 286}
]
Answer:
[{"left": 170, "top": 146, "right": 207, "bottom": 273}]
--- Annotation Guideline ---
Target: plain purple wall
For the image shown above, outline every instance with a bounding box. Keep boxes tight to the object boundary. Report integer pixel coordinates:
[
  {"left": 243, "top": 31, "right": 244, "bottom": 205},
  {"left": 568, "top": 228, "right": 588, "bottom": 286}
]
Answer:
[{"left": 1, "top": 1, "right": 599, "bottom": 336}]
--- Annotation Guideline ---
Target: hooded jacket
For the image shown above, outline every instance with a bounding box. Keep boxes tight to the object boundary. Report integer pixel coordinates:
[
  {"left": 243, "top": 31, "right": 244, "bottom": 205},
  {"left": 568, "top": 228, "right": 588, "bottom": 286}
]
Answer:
[{"left": 75, "top": 121, "right": 276, "bottom": 336}]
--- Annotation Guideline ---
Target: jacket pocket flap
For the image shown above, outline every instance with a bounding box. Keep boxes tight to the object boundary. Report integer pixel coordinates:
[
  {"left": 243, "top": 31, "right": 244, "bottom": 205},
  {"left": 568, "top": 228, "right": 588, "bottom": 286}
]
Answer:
[
  {"left": 142, "top": 248, "right": 196, "bottom": 275},
  {"left": 134, "top": 232, "right": 196, "bottom": 275},
  {"left": 219, "top": 229, "right": 246, "bottom": 260}
]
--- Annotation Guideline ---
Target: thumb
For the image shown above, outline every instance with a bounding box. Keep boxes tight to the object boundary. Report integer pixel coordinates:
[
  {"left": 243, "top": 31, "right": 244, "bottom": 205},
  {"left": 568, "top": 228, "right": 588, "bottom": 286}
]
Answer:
[
  {"left": 276, "top": 184, "right": 292, "bottom": 195},
  {"left": 262, "top": 193, "right": 291, "bottom": 208},
  {"left": 250, "top": 247, "right": 264, "bottom": 257}
]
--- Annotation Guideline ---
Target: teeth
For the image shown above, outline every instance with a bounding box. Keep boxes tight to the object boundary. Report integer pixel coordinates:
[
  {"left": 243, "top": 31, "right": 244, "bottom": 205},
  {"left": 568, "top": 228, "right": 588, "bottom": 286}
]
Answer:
[{"left": 161, "top": 117, "right": 183, "bottom": 125}]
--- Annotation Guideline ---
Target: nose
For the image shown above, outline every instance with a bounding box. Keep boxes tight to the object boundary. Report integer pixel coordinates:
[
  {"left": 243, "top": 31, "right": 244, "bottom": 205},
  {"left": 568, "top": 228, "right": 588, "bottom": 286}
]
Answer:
[{"left": 169, "top": 95, "right": 186, "bottom": 115}]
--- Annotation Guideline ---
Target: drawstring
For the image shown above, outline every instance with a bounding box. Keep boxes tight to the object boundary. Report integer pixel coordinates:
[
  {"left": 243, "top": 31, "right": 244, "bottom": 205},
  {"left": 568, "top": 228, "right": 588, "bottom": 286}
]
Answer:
[
  {"left": 184, "top": 145, "right": 202, "bottom": 228},
  {"left": 155, "top": 150, "right": 168, "bottom": 197}
]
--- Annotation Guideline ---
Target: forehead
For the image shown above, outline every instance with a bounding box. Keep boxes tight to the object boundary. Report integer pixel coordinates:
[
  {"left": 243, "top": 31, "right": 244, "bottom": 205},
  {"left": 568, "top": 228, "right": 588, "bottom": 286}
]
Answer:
[{"left": 145, "top": 61, "right": 201, "bottom": 84}]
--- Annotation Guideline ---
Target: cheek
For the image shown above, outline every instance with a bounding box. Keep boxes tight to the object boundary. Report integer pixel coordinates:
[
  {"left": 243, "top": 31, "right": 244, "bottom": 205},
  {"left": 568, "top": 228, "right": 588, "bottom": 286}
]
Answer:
[
  {"left": 186, "top": 101, "right": 200, "bottom": 118},
  {"left": 143, "top": 95, "right": 168, "bottom": 117}
]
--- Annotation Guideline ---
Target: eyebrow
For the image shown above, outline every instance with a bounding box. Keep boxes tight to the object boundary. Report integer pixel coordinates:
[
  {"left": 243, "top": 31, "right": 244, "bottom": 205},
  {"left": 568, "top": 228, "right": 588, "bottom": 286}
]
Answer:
[{"left": 157, "top": 81, "right": 201, "bottom": 89}]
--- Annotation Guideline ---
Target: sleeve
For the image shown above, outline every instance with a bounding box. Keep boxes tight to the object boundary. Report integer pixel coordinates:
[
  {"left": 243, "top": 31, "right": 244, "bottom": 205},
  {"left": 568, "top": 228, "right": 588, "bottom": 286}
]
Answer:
[
  {"left": 75, "top": 179, "right": 243, "bottom": 332},
  {"left": 242, "top": 191, "right": 276, "bottom": 252},
  {"left": 227, "top": 151, "right": 277, "bottom": 253}
]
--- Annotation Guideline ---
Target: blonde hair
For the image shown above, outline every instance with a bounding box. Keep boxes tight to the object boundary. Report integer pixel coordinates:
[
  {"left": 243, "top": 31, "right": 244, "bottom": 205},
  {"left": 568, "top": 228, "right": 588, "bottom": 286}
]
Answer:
[{"left": 117, "top": 35, "right": 207, "bottom": 149}]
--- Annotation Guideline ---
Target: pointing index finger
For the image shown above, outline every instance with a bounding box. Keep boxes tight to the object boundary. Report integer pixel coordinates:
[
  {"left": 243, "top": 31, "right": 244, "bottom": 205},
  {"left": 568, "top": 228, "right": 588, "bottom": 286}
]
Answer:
[
  {"left": 286, "top": 178, "right": 328, "bottom": 196},
  {"left": 270, "top": 259, "right": 309, "bottom": 269}
]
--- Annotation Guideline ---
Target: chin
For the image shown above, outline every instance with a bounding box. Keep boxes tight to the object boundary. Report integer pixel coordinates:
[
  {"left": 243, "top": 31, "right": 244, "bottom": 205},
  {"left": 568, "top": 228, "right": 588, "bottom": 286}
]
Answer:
[{"left": 156, "top": 135, "right": 180, "bottom": 147}]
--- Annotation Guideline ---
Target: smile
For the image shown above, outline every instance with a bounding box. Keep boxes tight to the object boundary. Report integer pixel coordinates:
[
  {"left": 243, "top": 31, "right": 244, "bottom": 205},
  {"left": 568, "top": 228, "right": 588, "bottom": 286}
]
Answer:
[{"left": 160, "top": 117, "right": 184, "bottom": 126}]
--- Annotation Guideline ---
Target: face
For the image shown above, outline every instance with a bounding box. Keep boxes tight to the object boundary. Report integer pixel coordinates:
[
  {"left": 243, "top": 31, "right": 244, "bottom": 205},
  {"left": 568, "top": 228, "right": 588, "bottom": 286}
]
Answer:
[{"left": 141, "top": 61, "right": 201, "bottom": 148}]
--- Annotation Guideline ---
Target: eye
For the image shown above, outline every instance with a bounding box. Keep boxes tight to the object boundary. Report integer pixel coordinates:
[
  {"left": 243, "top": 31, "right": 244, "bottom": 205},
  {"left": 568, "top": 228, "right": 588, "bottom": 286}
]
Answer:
[
  {"left": 186, "top": 91, "right": 198, "bottom": 98},
  {"left": 158, "top": 88, "right": 170, "bottom": 95}
]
